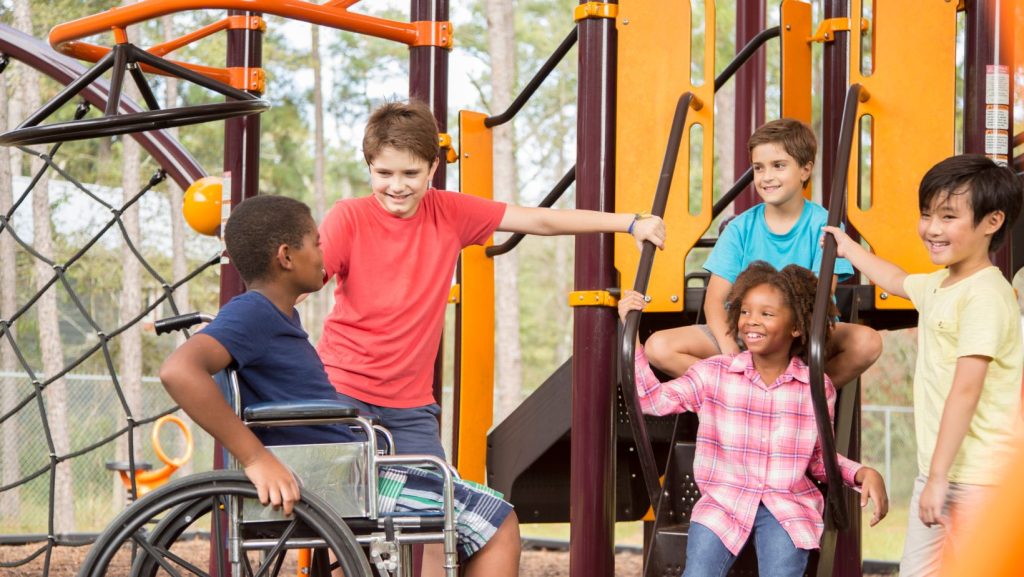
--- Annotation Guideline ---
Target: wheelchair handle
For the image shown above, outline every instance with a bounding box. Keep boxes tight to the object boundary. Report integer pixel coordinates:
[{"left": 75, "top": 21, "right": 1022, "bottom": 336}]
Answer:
[{"left": 154, "top": 312, "right": 213, "bottom": 335}]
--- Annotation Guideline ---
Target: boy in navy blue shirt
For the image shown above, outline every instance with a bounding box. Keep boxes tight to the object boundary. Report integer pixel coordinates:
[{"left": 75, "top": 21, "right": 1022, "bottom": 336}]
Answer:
[{"left": 159, "top": 195, "right": 520, "bottom": 575}]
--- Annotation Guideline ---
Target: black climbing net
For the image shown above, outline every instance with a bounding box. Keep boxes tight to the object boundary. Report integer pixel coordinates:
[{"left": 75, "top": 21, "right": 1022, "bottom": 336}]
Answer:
[{"left": 0, "top": 77, "right": 221, "bottom": 574}]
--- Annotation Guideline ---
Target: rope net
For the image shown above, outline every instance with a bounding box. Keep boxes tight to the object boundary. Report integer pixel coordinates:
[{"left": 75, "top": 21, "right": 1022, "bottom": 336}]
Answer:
[{"left": 0, "top": 60, "right": 221, "bottom": 573}]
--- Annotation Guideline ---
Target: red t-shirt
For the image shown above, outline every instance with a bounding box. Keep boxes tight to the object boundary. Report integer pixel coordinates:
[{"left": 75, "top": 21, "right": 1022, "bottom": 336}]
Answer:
[{"left": 317, "top": 189, "right": 506, "bottom": 407}]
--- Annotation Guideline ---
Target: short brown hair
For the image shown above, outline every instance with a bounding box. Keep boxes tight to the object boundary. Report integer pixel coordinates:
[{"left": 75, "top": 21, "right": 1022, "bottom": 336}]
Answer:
[
  {"left": 748, "top": 118, "right": 817, "bottom": 169},
  {"left": 362, "top": 100, "right": 440, "bottom": 165},
  {"left": 725, "top": 261, "right": 836, "bottom": 363}
]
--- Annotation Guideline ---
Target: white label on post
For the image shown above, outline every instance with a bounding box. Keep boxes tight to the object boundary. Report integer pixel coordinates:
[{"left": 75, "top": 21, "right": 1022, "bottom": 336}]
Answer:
[{"left": 986, "top": 65, "right": 1010, "bottom": 105}]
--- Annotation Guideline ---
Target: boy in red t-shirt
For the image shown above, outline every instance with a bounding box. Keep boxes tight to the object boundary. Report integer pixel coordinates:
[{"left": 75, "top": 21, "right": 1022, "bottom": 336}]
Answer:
[{"left": 318, "top": 101, "right": 665, "bottom": 574}]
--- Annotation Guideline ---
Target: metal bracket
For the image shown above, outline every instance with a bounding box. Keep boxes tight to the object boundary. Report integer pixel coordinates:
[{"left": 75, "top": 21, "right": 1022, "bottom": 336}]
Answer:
[
  {"left": 228, "top": 66, "right": 266, "bottom": 92},
  {"left": 439, "top": 133, "right": 458, "bottom": 164},
  {"left": 568, "top": 290, "right": 617, "bottom": 307},
  {"left": 574, "top": 2, "right": 618, "bottom": 22},
  {"left": 227, "top": 15, "right": 266, "bottom": 31},
  {"left": 447, "top": 284, "right": 460, "bottom": 304},
  {"left": 809, "top": 17, "right": 869, "bottom": 43},
  {"left": 412, "top": 20, "right": 454, "bottom": 49}
]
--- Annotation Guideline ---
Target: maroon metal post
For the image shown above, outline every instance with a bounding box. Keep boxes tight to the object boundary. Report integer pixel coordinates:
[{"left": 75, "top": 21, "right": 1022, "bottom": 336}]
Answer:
[
  {"left": 733, "top": 0, "right": 766, "bottom": 212},
  {"left": 219, "top": 9, "right": 263, "bottom": 306},
  {"left": 409, "top": 0, "right": 450, "bottom": 416},
  {"left": 965, "top": 0, "right": 1015, "bottom": 277},
  {"left": 821, "top": 0, "right": 848, "bottom": 210},
  {"left": 820, "top": 3, "right": 862, "bottom": 575},
  {"left": 570, "top": 4, "right": 617, "bottom": 577},
  {"left": 212, "top": 11, "right": 262, "bottom": 576}
]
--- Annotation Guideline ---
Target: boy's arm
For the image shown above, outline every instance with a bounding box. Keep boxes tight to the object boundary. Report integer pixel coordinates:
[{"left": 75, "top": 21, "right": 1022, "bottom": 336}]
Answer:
[
  {"left": 703, "top": 274, "right": 740, "bottom": 355},
  {"left": 497, "top": 205, "right": 666, "bottom": 249},
  {"left": 159, "top": 334, "right": 300, "bottom": 515},
  {"left": 822, "top": 226, "right": 909, "bottom": 299},
  {"left": 918, "top": 355, "right": 990, "bottom": 527}
]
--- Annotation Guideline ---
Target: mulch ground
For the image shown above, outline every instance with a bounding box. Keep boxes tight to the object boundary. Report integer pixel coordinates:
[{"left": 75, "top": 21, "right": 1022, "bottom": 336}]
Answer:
[{"left": 0, "top": 541, "right": 643, "bottom": 576}]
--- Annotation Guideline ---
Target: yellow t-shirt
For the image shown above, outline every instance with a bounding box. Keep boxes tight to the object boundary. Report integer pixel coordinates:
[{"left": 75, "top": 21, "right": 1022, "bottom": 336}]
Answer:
[{"left": 904, "top": 267, "right": 1023, "bottom": 484}]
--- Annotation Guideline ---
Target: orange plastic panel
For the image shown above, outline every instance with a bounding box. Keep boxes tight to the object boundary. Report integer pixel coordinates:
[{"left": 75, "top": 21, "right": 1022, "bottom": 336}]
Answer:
[
  {"left": 847, "top": 0, "right": 956, "bottom": 309},
  {"left": 615, "top": 0, "right": 715, "bottom": 312},
  {"left": 780, "top": 0, "right": 813, "bottom": 199},
  {"left": 780, "top": 2, "right": 812, "bottom": 130},
  {"left": 454, "top": 111, "right": 495, "bottom": 484}
]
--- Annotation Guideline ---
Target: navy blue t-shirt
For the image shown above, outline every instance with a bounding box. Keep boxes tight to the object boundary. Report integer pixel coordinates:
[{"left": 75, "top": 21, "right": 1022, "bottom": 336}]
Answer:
[{"left": 200, "top": 291, "right": 348, "bottom": 446}]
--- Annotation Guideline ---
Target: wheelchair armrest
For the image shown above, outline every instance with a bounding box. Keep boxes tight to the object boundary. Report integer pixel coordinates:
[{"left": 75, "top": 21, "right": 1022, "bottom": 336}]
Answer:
[{"left": 243, "top": 399, "right": 360, "bottom": 423}]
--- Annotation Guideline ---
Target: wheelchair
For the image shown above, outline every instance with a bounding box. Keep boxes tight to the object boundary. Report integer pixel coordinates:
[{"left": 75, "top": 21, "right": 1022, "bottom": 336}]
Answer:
[{"left": 78, "top": 312, "right": 460, "bottom": 577}]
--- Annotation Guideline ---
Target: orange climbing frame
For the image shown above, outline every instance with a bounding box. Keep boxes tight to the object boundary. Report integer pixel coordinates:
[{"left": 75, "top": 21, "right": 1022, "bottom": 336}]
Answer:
[{"left": 49, "top": 0, "right": 452, "bottom": 88}]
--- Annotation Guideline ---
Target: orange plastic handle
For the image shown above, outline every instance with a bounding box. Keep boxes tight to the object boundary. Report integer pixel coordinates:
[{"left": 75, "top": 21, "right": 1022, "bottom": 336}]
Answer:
[{"left": 152, "top": 414, "right": 194, "bottom": 468}]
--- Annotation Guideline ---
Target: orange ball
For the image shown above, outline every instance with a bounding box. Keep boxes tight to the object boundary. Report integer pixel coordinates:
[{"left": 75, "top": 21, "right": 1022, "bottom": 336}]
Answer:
[{"left": 183, "top": 176, "right": 223, "bottom": 236}]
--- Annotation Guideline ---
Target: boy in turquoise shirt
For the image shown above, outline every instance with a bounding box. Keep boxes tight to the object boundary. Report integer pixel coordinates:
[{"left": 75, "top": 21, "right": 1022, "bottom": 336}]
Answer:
[
  {"left": 645, "top": 118, "right": 882, "bottom": 388},
  {"left": 825, "top": 154, "right": 1023, "bottom": 576}
]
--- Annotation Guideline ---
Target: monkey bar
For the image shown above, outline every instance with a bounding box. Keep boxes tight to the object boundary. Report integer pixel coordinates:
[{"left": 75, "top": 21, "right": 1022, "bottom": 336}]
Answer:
[{"left": 49, "top": 0, "right": 452, "bottom": 88}]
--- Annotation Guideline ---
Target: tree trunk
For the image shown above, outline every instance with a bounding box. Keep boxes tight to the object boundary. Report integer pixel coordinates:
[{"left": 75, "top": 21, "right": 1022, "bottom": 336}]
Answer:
[
  {"left": 310, "top": 22, "right": 329, "bottom": 342},
  {"left": 163, "top": 12, "right": 193, "bottom": 477},
  {"left": 15, "top": 0, "right": 75, "bottom": 533},
  {"left": 486, "top": 0, "right": 521, "bottom": 421},
  {"left": 0, "top": 70, "right": 20, "bottom": 520},
  {"left": 117, "top": 2, "right": 144, "bottom": 496}
]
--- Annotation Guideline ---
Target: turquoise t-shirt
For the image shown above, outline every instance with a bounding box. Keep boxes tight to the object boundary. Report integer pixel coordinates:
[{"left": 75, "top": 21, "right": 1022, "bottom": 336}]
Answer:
[{"left": 703, "top": 200, "right": 853, "bottom": 283}]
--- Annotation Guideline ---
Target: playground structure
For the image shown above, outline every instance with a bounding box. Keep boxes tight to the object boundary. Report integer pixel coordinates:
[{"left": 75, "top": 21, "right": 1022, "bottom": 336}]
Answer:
[{"left": 0, "top": 1, "right": 1020, "bottom": 577}]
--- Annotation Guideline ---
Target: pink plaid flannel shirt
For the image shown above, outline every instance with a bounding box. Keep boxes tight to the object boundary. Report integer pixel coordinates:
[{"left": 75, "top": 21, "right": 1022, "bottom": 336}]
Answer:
[{"left": 635, "top": 348, "right": 863, "bottom": 554}]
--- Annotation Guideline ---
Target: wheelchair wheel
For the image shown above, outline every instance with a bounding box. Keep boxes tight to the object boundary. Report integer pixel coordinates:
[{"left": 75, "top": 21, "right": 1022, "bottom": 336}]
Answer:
[{"left": 79, "top": 470, "right": 371, "bottom": 577}]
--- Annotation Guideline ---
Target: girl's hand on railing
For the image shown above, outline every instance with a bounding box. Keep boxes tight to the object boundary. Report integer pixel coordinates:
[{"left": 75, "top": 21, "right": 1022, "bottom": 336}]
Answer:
[
  {"left": 821, "top": 225, "right": 856, "bottom": 258},
  {"left": 630, "top": 215, "right": 667, "bottom": 250},
  {"left": 855, "top": 466, "right": 889, "bottom": 527},
  {"left": 618, "top": 290, "right": 648, "bottom": 323}
]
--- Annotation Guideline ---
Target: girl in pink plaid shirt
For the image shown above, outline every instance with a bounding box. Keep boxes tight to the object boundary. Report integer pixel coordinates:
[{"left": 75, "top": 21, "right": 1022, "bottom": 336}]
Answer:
[{"left": 620, "top": 262, "right": 888, "bottom": 577}]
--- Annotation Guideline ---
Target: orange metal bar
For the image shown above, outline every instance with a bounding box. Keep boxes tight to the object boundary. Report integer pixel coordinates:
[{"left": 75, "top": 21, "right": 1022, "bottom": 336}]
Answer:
[
  {"left": 453, "top": 110, "right": 495, "bottom": 484},
  {"left": 49, "top": 0, "right": 452, "bottom": 84},
  {"left": 148, "top": 18, "right": 231, "bottom": 57}
]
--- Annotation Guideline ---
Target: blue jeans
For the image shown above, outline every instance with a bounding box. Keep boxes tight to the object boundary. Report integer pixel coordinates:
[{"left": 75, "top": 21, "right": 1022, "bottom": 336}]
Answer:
[{"left": 682, "top": 504, "right": 809, "bottom": 577}]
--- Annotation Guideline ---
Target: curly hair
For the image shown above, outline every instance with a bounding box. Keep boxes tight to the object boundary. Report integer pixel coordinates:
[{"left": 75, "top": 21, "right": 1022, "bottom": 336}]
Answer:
[
  {"left": 223, "top": 195, "right": 315, "bottom": 284},
  {"left": 725, "top": 261, "right": 836, "bottom": 362}
]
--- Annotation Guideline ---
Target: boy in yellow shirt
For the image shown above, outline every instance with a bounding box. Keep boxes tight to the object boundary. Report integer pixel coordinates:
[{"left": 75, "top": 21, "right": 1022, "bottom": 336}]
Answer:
[{"left": 824, "top": 154, "right": 1023, "bottom": 576}]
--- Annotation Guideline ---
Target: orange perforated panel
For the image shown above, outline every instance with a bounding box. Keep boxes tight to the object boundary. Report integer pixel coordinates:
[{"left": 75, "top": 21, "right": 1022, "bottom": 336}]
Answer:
[
  {"left": 847, "top": 0, "right": 955, "bottom": 309},
  {"left": 615, "top": 0, "right": 715, "bottom": 312},
  {"left": 454, "top": 111, "right": 495, "bottom": 484}
]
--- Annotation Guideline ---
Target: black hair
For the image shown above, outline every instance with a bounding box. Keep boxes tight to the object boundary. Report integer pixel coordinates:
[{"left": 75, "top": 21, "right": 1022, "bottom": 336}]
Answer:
[
  {"left": 725, "top": 261, "right": 836, "bottom": 362},
  {"left": 223, "top": 195, "right": 315, "bottom": 284},
  {"left": 919, "top": 154, "right": 1024, "bottom": 251}
]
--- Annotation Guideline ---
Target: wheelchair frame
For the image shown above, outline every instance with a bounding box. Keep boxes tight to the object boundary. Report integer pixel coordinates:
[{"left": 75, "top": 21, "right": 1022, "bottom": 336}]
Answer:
[{"left": 79, "top": 312, "right": 461, "bottom": 577}]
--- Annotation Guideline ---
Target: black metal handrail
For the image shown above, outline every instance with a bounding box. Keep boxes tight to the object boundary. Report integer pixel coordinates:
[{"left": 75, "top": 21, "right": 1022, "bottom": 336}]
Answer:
[
  {"left": 484, "top": 28, "right": 578, "bottom": 128},
  {"left": 714, "top": 26, "right": 780, "bottom": 92},
  {"left": 486, "top": 165, "right": 576, "bottom": 257},
  {"left": 620, "top": 92, "right": 700, "bottom": 508},
  {"left": 1013, "top": 131, "right": 1023, "bottom": 148},
  {"left": 810, "top": 83, "right": 868, "bottom": 530}
]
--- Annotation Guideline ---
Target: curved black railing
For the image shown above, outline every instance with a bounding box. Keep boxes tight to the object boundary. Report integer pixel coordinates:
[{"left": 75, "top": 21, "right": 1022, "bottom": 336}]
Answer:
[
  {"left": 486, "top": 165, "right": 576, "bottom": 257},
  {"left": 810, "top": 83, "right": 868, "bottom": 530},
  {"left": 619, "top": 92, "right": 701, "bottom": 508},
  {"left": 485, "top": 28, "right": 578, "bottom": 128},
  {"left": 714, "top": 26, "right": 780, "bottom": 92}
]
